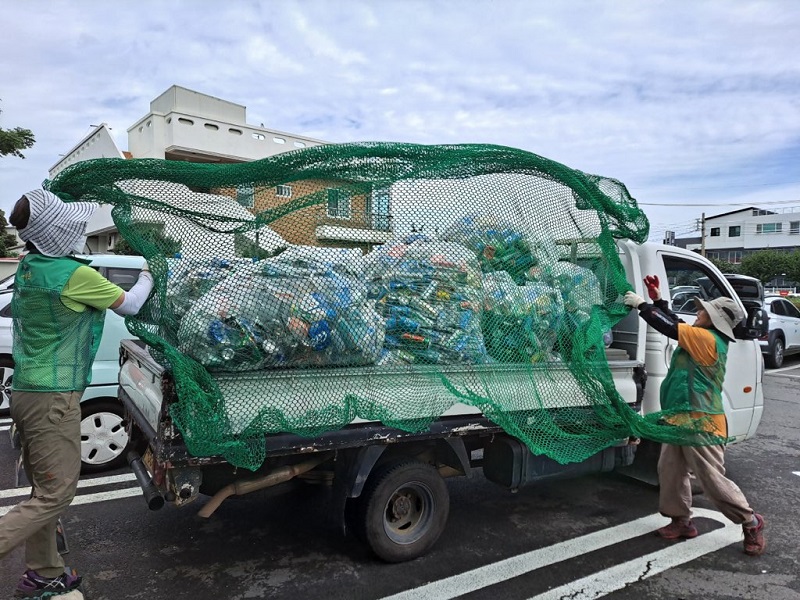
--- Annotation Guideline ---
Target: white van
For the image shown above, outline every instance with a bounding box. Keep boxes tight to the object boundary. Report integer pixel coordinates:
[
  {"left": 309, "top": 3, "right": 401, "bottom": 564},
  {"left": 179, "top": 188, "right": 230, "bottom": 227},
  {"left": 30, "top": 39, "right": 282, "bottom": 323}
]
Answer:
[{"left": 1, "top": 254, "right": 145, "bottom": 473}]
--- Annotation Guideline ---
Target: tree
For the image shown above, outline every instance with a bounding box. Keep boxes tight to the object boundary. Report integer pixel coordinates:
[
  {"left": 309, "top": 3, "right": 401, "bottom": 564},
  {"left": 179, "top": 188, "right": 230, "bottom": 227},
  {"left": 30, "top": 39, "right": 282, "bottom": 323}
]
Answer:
[
  {"left": 739, "top": 250, "right": 788, "bottom": 284},
  {"left": 0, "top": 106, "right": 35, "bottom": 159},
  {"left": 783, "top": 250, "right": 800, "bottom": 286},
  {"left": 707, "top": 257, "right": 738, "bottom": 275},
  {"left": 0, "top": 209, "right": 20, "bottom": 257}
]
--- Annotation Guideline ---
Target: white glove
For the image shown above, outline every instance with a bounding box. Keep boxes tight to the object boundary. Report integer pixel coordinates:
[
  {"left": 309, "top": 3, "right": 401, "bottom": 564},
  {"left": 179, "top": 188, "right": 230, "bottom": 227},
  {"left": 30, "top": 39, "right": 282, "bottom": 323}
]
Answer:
[{"left": 623, "top": 291, "right": 646, "bottom": 308}]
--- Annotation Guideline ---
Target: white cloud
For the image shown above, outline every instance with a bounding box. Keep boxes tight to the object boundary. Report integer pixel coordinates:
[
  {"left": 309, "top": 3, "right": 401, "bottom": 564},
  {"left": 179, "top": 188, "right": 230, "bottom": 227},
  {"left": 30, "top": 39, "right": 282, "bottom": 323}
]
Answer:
[{"left": 1, "top": 0, "right": 799, "bottom": 245}]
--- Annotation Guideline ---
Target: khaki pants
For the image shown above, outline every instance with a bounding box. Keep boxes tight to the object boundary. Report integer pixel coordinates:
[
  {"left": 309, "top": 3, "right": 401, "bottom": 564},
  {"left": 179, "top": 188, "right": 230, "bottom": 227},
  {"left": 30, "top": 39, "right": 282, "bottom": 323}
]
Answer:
[
  {"left": 658, "top": 443, "right": 754, "bottom": 525},
  {"left": 0, "top": 391, "right": 82, "bottom": 577}
]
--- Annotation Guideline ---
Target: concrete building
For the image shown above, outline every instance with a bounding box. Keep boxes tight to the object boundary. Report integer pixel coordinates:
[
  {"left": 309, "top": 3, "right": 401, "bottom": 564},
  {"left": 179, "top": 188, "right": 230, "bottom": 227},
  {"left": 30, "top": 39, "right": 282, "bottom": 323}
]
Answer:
[
  {"left": 676, "top": 206, "right": 800, "bottom": 262},
  {"left": 45, "top": 86, "right": 394, "bottom": 255}
]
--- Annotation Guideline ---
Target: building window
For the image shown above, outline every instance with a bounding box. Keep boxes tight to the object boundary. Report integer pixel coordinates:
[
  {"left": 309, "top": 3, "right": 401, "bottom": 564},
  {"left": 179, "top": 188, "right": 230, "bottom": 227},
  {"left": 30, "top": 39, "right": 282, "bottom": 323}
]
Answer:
[
  {"left": 710, "top": 227, "right": 720, "bottom": 237},
  {"left": 752, "top": 208, "right": 771, "bottom": 216},
  {"left": 276, "top": 185, "right": 292, "bottom": 198},
  {"left": 728, "top": 226, "right": 741, "bottom": 237},
  {"left": 178, "top": 118, "right": 194, "bottom": 125},
  {"left": 228, "top": 128, "right": 242, "bottom": 135},
  {"left": 237, "top": 185, "right": 254, "bottom": 208},
  {"left": 204, "top": 123, "right": 219, "bottom": 131},
  {"left": 273, "top": 137, "right": 286, "bottom": 144},
  {"left": 728, "top": 250, "right": 743, "bottom": 264},
  {"left": 294, "top": 141, "right": 306, "bottom": 148},
  {"left": 756, "top": 222, "right": 782, "bottom": 234},
  {"left": 252, "top": 133, "right": 265, "bottom": 140},
  {"left": 327, "top": 189, "right": 351, "bottom": 219},
  {"left": 790, "top": 221, "right": 800, "bottom": 234}
]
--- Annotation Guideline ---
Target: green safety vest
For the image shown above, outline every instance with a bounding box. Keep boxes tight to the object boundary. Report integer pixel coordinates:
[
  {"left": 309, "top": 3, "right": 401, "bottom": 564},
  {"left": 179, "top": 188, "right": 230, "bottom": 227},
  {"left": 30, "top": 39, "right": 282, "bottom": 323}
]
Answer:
[
  {"left": 660, "top": 329, "right": 728, "bottom": 415},
  {"left": 11, "top": 254, "right": 106, "bottom": 392}
]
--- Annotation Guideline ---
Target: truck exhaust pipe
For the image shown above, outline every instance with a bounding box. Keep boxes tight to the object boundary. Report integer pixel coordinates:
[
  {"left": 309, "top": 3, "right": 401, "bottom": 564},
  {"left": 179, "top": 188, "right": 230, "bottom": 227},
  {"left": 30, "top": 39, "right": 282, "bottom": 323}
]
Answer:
[{"left": 128, "top": 451, "right": 165, "bottom": 511}]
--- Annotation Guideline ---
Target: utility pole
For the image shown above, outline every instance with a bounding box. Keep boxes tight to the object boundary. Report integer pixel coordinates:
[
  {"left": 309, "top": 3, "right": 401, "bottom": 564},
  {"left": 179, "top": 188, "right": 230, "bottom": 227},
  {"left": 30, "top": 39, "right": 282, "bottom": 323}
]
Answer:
[{"left": 700, "top": 212, "right": 706, "bottom": 257}]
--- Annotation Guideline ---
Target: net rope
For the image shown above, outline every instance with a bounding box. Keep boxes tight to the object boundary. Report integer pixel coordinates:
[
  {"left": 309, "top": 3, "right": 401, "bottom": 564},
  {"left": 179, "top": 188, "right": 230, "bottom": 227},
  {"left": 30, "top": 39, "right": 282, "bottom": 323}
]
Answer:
[{"left": 48, "top": 142, "right": 723, "bottom": 470}]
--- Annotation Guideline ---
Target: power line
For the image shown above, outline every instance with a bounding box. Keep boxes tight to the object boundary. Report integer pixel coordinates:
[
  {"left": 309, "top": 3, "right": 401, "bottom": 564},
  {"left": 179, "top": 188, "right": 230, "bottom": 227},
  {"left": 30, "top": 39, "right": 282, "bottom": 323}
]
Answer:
[{"left": 639, "top": 199, "right": 800, "bottom": 207}]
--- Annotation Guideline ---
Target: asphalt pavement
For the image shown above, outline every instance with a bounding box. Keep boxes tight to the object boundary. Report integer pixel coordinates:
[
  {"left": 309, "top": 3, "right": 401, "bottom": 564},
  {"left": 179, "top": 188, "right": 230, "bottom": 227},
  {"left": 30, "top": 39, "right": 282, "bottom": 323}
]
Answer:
[{"left": 1, "top": 357, "right": 798, "bottom": 600}]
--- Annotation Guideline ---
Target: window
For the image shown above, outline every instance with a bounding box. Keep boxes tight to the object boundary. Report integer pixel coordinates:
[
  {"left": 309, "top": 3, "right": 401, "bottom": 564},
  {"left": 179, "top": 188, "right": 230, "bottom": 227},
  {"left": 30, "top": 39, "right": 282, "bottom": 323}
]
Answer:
[
  {"left": 663, "top": 255, "right": 728, "bottom": 315},
  {"left": 252, "top": 133, "right": 265, "bottom": 140},
  {"left": 790, "top": 221, "right": 799, "bottom": 234},
  {"left": 273, "top": 137, "right": 286, "bottom": 144},
  {"left": 276, "top": 185, "right": 292, "bottom": 198},
  {"left": 369, "top": 187, "right": 391, "bottom": 230},
  {"left": 204, "top": 123, "right": 219, "bottom": 131},
  {"left": 770, "top": 301, "right": 785, "bottom": 316},
  {"left": 103, "top": 267, "right": 141, "bottom": 291},
  {"left": 228, "top": 128, "right": 243, "bottom": 135},
  {"left": 752, "top": 209, "right": 771, "bottom": 216},
  {"left": 237, "top": 185, "right": 255, "bottom": 208},
  {"left": 784, "top": 301, "right": 800, "bottom": 319},
  {"left": 756, "top": 222, "right": 782, "bottom": 234},
  {"left": 728, "top": 226, "right": 741, "bottom": 237},
  {"left": 327, "top": 188, "right": 351, "bottom": 219},
  {"left": 178, "top": 118, "right": 194, "bottom": 125},
  {"left": 710, "top": 227, "right": 720, "bottom": 237},
  {"left": 294, "top": 141, "right": 306, "bottom": 148},
  {"left": 727, "top": 250, "right": 743, "bottom": 264}
]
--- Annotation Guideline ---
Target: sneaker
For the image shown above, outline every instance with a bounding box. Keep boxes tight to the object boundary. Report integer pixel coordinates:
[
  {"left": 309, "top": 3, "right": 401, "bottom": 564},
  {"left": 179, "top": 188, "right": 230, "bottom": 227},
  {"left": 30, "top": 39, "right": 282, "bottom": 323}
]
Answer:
[
  {"left": 743, "top": 513, "right": 766, "bottom": 556},
  {"left": 656, "top": 519, "right": 699, "bottom": 540},
  {"left": 15, "top": 568, "right": 81, "bottom": 598}
]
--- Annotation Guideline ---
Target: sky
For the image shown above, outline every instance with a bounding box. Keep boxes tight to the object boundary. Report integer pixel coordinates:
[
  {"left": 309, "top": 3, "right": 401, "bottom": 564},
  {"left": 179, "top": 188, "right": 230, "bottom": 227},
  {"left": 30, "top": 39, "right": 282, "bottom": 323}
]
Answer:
[{"left": 1, "top": 0, "right": 799, "bottom": 243}]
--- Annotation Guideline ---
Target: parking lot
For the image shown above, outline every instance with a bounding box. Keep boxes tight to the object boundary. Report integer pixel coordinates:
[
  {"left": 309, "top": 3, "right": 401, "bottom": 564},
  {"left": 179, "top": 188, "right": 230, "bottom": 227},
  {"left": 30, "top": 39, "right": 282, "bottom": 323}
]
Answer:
[{"left": 1, "top": 356, "right": 798, "bottom": 600}]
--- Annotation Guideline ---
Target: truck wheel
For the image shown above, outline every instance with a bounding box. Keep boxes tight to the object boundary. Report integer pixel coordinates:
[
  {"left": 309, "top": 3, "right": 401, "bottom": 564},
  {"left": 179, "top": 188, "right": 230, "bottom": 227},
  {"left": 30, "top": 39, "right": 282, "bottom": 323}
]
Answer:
[
  {"left": 766, "top": 336, "right": 784, "bottom": 369},
  {"left": 80, "top": 400, "right": 132, "bottom": 474},
  {"left": 357, "top": 459, "right": 449, "bottom": 563}
]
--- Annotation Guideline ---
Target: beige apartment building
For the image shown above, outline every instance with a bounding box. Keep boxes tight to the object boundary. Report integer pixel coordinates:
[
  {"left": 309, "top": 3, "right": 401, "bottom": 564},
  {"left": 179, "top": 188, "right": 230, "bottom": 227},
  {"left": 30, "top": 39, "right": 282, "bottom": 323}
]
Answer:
[{"left": 48, "top": 86, "right": 393, "bottom": 255}]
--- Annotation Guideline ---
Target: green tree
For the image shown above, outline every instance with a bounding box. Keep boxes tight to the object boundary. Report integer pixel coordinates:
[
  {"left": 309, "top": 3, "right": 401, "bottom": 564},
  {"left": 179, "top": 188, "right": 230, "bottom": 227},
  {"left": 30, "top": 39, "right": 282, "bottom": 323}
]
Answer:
[
  {"left": 0, "top": 106, "right": 35, "bottom": 159},
  {"left": 739, "top": 250, "right": 788, "bottom": 284},
  {"left": 114, "top": 227, "right": 182, "bottom": 257},
  {"left": 783, "top": 250, "right": 800, "bottom": 286},
  {"left": 0, "top": 209, "right": 20, "bottom": 257},
  {"left": 707, "top": 256, "right": 739, "bottom": 274}
]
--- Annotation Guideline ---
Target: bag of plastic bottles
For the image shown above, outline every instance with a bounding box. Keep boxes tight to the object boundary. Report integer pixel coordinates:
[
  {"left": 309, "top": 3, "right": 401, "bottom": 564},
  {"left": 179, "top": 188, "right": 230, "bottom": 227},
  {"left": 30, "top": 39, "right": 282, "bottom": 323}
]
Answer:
[
  {"left": 177, "top": 249, "right": 384, "bottom": 371},
  {"left": 482, "top": 271, "right": 564, "bottom": 363},
  {"left": 166, "top": 256, "right": 253, "bottom": 319},
  {"left": 366, "top": 239, "right": 488, "bottom": 365},
  {"left": 441, "top": 215, "right": 552, "bottom": 284}
]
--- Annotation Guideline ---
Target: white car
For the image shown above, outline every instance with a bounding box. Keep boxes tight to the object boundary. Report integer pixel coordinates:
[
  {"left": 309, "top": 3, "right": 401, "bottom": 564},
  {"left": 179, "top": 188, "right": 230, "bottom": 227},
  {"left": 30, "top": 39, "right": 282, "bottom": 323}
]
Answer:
[
  {"left": 1, "top": 254, "right": 145, "bottom": 473},
  {"left": 760, "top": 296, "right": 800, "bottom": 368}
]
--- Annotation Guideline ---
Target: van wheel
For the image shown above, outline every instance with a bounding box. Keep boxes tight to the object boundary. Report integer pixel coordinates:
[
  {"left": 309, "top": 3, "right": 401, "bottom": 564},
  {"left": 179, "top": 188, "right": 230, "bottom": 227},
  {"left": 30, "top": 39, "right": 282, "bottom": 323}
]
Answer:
[
  {"left": 0, "top": 356, "right": 13, "bottom": 416},
  {"left": 766, "top": 336, "right": 784, "bottom": 369},
  {"left": 356, "top": 459, "right": 449, "bottom": 563},
  {"left": 80, "top": 400, "right": 132, "bottom": 474}
]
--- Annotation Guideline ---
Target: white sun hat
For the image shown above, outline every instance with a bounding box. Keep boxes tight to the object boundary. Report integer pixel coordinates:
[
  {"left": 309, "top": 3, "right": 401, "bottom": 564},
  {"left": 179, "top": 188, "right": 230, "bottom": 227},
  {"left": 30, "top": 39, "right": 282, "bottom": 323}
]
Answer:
[
  {"left": 693, "top": 296, "right": 745, "bottom": 342},
  {"left": 17, "top": 189, "right": 99, "bottom": 257}
]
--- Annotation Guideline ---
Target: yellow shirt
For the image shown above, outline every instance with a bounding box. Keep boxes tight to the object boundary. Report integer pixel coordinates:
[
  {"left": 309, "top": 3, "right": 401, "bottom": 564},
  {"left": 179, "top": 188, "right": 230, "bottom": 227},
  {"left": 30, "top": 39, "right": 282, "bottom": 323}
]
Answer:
[{"left": 61, "top": 265, "right": 124, "bottom": 312}]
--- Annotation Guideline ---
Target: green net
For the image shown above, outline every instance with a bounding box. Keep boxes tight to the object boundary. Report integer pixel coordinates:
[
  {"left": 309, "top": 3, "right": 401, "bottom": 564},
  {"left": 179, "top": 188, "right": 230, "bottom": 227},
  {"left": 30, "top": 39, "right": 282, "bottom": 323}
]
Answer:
[{"left": 48, "top": 142, "right": 722, "bottom": 471}]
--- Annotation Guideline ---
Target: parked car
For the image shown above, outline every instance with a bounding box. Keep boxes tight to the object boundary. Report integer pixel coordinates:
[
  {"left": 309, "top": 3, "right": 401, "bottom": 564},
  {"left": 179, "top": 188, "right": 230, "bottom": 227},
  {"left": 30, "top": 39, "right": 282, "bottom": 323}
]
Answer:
[
  {"left": 1, "top": 254, "right": 145, "bottom": 473},
  {"left": 760, "top": 295, "right": 800, "bottom": 368}
]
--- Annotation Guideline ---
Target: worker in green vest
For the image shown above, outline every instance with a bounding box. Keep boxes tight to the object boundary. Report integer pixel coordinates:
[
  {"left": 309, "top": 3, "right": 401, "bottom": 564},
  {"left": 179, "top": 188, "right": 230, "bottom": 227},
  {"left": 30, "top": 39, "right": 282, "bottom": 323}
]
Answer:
[
  {"left": 0, "top": 190, "right": 154, "bottom": 597},
  {"left": 625, "top": 275, "right": 765, "bottom": 556}
]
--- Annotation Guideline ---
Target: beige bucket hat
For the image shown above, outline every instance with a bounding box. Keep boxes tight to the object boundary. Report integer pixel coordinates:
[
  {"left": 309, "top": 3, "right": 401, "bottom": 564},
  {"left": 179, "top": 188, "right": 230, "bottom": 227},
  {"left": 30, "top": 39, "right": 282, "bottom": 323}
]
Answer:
[{"left": 693, "top": 296, "right": 745, "bottom": 342}]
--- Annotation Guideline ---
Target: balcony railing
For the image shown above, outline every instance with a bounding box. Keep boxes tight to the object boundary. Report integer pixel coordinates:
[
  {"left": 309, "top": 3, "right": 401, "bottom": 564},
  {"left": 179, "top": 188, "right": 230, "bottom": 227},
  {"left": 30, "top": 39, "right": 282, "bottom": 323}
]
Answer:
[{"left": 316, "top": 209, "right": 393, "bottom": 232}]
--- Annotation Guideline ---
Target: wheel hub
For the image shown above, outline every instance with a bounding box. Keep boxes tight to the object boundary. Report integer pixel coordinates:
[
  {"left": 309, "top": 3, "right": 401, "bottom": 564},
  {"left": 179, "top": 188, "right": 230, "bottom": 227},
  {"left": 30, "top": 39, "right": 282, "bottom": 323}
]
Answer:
[{"left": 392, "top": 494, "right": 412, "bottom": 519}]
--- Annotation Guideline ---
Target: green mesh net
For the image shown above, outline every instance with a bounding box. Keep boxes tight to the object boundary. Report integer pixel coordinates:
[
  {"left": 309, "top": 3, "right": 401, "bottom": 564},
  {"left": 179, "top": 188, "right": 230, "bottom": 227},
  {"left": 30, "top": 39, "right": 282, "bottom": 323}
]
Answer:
[{"left": 48, "top": 143, "right": 723, "bottom": 471}]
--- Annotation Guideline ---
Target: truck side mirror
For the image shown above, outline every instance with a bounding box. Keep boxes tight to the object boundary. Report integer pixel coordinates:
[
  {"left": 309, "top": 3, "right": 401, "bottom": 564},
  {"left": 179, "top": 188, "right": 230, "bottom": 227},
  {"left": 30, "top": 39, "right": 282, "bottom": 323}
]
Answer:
[{"left": 735, "top": 307, "right": 769, "bottom": 340}]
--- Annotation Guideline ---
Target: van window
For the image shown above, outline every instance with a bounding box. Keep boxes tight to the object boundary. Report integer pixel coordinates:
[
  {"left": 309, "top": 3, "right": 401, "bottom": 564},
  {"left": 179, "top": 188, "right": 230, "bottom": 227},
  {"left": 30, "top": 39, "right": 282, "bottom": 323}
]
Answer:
[
  {"left": 103, "top": 267, "right": 141, "bottom": 291},
  {"left": 662, "top": 255, "right": 728, "bottom": 314}
]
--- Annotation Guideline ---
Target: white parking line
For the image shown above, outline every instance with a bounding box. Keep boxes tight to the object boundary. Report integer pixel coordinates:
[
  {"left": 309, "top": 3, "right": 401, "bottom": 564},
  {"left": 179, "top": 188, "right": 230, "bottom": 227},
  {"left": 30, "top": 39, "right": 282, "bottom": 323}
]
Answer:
[
  {"left": 0, "top": 473, "right": 136, "bottom": 500},
  {"left": 766, "top": 364, "right": 800, "bottom": 375},
  {"left": 380, "top": 509, "right": 737, "bottom": 600},
  {"left": 0, "top": 487, "right": 141, "bottom": 516},
  {"left": 794, "top": 471, "right": 800, "bottom": 477},
  {"left": 528, "top": 512, "right": 741, "bottom": 599}
]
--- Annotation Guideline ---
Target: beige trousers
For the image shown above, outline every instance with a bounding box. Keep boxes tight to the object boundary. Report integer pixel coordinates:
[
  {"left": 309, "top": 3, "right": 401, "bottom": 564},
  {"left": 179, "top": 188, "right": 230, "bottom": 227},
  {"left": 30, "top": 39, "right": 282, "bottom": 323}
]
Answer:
[
  {"left": 0, "top": 390, "right": 82, "bottom": 577},
  {"left": 658, "top": 442, "right": 754, "bottom": 525}
]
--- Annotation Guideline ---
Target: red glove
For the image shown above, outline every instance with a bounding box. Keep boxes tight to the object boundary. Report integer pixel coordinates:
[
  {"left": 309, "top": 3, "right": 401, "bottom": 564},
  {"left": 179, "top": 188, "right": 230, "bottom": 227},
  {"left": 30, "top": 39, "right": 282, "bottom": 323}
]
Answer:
[{"left": 644, "top": 275, "right": 661, "bottom": 301}]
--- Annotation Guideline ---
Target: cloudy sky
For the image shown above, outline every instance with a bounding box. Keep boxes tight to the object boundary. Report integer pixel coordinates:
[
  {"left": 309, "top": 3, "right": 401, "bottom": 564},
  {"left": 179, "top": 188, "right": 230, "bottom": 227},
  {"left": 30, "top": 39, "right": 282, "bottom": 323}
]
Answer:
[{"left": 2, "top": 0, "right": 799, "bottom": 242}]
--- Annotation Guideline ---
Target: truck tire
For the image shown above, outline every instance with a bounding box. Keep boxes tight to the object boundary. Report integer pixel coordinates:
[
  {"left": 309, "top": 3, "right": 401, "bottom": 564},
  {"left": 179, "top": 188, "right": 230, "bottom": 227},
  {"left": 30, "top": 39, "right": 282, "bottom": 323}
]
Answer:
[
  {"left": 766, "top": 336, "right": 784, "bottom": 369},
  {"left": 356, "top": 459, "right": 449, "bottom": 563},
  {"left": 80, "top": 400, "right": 133, "bottom": 474}
]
